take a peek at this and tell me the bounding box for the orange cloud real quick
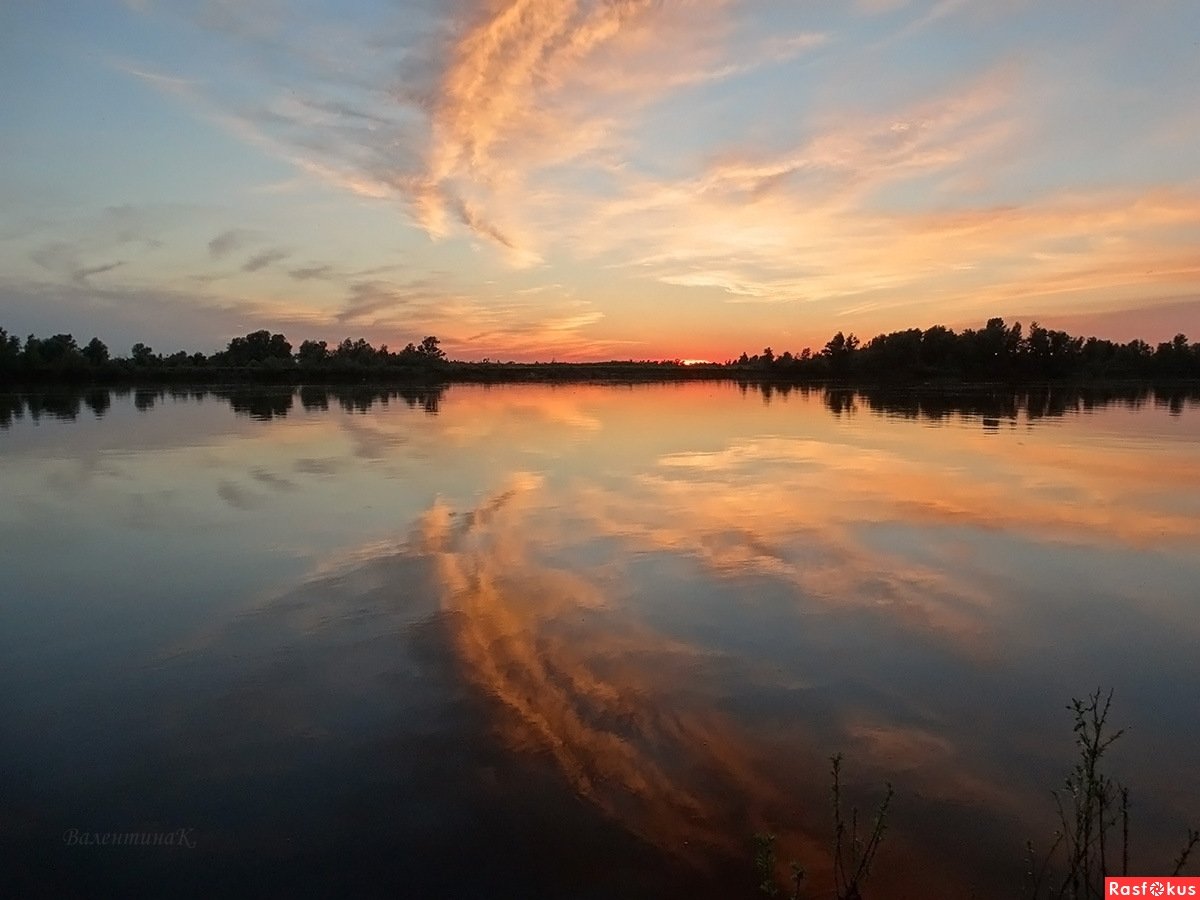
[417,0,833,267]
[525,61,1197,335]
[104,4,1200,358]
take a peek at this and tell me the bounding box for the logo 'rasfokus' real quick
[1106,878,1200,897]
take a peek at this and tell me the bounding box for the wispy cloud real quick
[113,2,829,269]
[22,0,1199,356]
[24,208,175,287]
[322,275,610,359]
[241,247,291,272]
[109,56,200,93]
[72,259,127,282]
[0,274,328,354]
[208,228,255,258]
[31,242,127,286]
[288,264,333,281]
[414,0,830,259]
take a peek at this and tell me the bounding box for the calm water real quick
[2,382,1199,898]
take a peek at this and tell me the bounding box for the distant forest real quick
[2,318,1198,383]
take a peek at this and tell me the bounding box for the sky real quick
[2,0,1199,361]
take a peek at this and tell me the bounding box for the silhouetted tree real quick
[823,331,859,375]
[222,330,292,366]
[0,327,20,373]
[330,337,381,366]
[39,333,80,364]
[862,328,922,375]
[417,335,445,359]
[22,335,44,369]
[297,339,328,366]
[130,342,158,366]
[1152,333,1193,377]
[81,337,109,366]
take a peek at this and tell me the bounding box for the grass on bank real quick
[755,689,1196,899]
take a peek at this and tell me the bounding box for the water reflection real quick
[419,477,782,860]
[1,382,1198,898]
[811,382,1200,421]
[12,381,1200,428]
[0,384,447,427]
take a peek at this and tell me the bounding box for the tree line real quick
[3,318,1199,383]
[0,328,447,380]
[728,318,1200,380]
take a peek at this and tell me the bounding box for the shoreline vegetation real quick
[754,691,1197,900]
[3,318,1199,387]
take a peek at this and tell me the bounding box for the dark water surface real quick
[2,382,1198,898]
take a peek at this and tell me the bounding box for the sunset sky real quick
[3,0,1199,361]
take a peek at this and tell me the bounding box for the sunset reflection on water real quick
[1,382,1197,898]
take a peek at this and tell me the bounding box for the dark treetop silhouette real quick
[2,319,1198,385]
